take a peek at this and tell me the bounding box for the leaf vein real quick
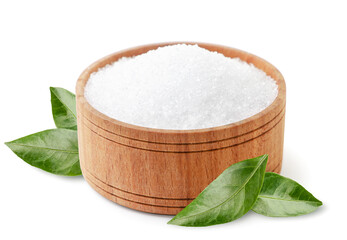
[258,195,321,204]
[7,142,78,154]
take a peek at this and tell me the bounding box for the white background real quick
[1,0,346,239]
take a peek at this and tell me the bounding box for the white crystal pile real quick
[85,44,278,130]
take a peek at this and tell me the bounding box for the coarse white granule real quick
[85,44,278,130]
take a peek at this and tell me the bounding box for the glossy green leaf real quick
[5,129,81,176]
[252,172,322,217]
[50,87,77,130]
[168,155,268,227]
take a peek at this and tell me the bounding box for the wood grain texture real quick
[76,42,286,215]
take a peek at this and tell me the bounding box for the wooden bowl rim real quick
[76,42,285,143]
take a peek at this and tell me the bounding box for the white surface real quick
[1,1,346,239]
[85,44,278,129]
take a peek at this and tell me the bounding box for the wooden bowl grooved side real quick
[79,104,285,146]
[83,160,283,215]
[78,107,285,153]
[81,109,285,153]
[84,172,194,208]
[83,159,282,201]
[85,177,186,215]
[84,168,195,200]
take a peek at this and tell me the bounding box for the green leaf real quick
[168,155,268,227]
[5,129,81,176]
[50,87,77,130]
[252,172,322,217]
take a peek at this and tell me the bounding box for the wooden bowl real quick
[76,42,286,215]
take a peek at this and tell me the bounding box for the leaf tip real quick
[50,86,61,96]
[258,154,268,166]
[262,153,269,160]
[167,216,185,226]
[4,140,15,148]
[167,217,176,225]
[317,199,323,206]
